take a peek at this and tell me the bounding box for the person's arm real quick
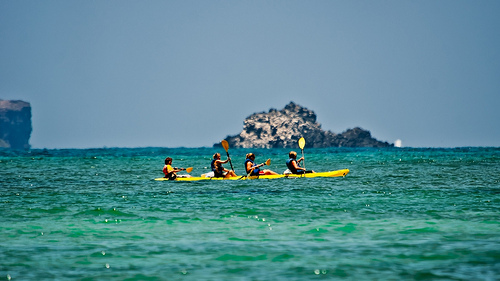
[292,160,305,171]
[246,161,253,173]
[215,160,228,172]
[168,166,183,173]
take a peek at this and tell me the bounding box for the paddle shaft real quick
[298,137,306,171]
[225,151,234,171]
[175,167,193,173]
[221,140,235,172]
[301,149,306,170]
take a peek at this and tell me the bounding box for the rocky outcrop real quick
[215,102,392,148]
[0,100,32,149]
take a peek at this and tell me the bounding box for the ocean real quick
[1,147,499,280]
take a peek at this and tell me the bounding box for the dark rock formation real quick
[215,102,392,148]
[0,100,32,149]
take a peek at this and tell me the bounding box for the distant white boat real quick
[395,139,402,148]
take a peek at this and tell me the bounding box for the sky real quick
[1,0,499,149]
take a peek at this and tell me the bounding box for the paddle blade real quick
[221,140,229,152]
[298,137,305,149]
[265,159,271,166]
[221,140,234,171]
[186,167,193,173]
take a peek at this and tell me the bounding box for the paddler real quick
[245,153,278,176]
[163,157,192,180]
[286,151,315,174]
[211,153,237,178]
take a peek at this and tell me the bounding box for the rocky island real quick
[215,102,392,148]
[0,100,32,149]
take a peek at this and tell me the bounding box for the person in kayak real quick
[245,153,279,176]
[211,153,237,178]
[286,151,315,174]
[163,157,183,180]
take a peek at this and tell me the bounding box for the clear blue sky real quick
[1,1,499,148]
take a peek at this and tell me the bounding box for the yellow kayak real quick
[155,169,349,181]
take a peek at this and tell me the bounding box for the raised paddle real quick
[221,140,235,171]
[298,137,306,170]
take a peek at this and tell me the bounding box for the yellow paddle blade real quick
[265,159,271,166]
[221,140,229,152]
[298,137,305,149]
[186,167,193,173]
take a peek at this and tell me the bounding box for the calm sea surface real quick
[1,147,499,280]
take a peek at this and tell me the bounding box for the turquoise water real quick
[1,147,499,280]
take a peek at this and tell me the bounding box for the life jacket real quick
[286,158,300,174]
[211,159,224,177]
[245,159,260,175]
[163,164,177,180]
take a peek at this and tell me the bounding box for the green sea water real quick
[1,147,499,280]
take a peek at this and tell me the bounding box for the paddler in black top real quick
[286,151,315,174]
[211,153,237,178]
